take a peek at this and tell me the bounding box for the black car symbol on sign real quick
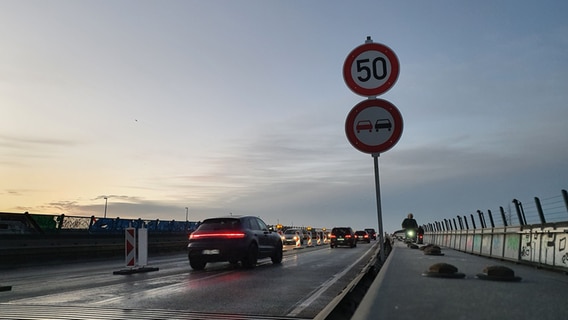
[356,120,373,133]
[375,119,392,132]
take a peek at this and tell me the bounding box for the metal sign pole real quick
[372,153,385,262]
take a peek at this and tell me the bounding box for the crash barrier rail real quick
[422,188,568,273]
[0,212,198,268]
[0,231,189,268]
[0,212,200,234]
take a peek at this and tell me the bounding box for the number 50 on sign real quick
[343,41,400,97]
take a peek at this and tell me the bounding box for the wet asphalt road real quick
[0,242,378,319]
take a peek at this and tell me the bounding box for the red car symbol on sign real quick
[356,120,373,133]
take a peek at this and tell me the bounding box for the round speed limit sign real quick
[343,42,400,97]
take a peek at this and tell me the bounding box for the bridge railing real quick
[423,188,568,273]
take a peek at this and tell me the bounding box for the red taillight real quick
[330,234,336,239]
[345,234,351,238]
[419,234,424,239]
[189,231,246,240]
[364,234,369,238]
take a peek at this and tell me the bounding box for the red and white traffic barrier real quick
[113,225,158,275]
[294,235,302,248]
[125,227,136,267]
[306,234,313,247]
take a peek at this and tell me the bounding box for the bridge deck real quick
[353,240,568,320]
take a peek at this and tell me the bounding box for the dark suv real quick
[330,227,356,248]
[365,228,377,240]
[187,215,283,270]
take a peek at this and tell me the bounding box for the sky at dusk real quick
[1,1,567,233]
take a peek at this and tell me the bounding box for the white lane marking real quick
[286,245,375,317]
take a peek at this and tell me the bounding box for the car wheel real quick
[242,243,258,268]
[189,257,206,270]
[271,242,283,264]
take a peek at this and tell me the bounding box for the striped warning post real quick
[114,225,159,275]
[307,234,313,247]
[125,227,136,267]
[294,234,302,249]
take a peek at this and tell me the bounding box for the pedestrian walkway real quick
[353,240,568,320]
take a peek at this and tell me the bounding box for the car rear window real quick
[284,229,299,234]
[198,218,241,230]
[333,228,350,235]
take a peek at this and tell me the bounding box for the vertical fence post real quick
[56,214,65,230]
[512,199,526,226]
[487,209,495,228]
[534,197,546,224]
[470,214,477,229]
[89,215,96,231]
[457,216,463,229]
[463,216,469,230]
[477,210,486,228]
[562,189,568,216]
[500,206,508,226]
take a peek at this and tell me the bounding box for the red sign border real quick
[343,42,400,97]
[345,99,403,154]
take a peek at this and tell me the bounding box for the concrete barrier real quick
[424,223,568,272]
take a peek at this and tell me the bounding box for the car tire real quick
[189,257,206,270]
[242,243,258,268]
[271,242,283,264]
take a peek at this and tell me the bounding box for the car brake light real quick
[345,234,351,238]
[189,231,246,239]
[330,234,336,239]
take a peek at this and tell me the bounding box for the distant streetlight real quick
[104,197,108,218]
[185,207,189,222]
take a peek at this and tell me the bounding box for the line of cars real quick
[329,227,377,248]
[186,214,378,270]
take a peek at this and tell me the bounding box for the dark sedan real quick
[355,230,371,243]
[187,215,283,270]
